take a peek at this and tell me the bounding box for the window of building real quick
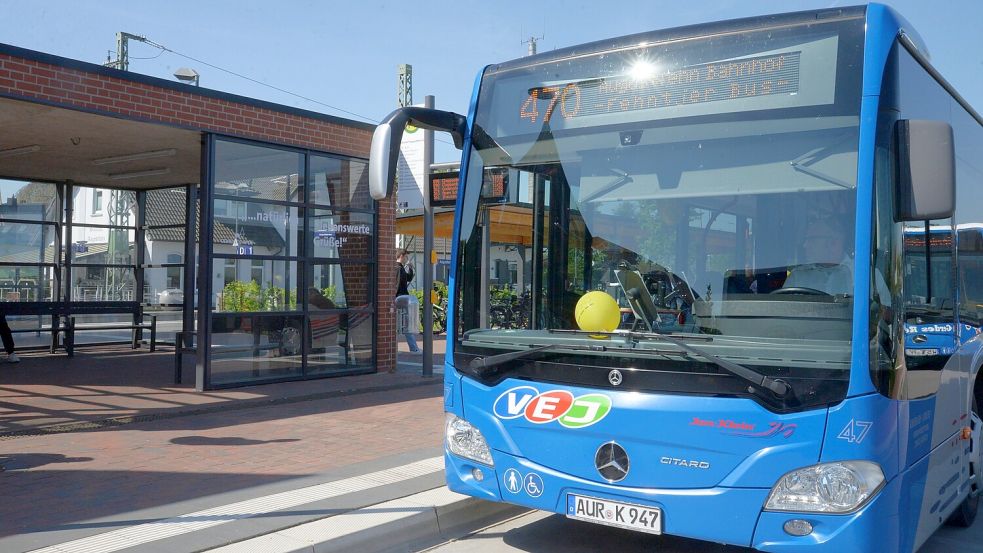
[224,258,236,286]
[166,254,182,289]
[251,259,264,283]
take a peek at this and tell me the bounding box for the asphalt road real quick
[423,507,983,553]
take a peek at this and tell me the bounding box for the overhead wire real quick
[129,38,460,148]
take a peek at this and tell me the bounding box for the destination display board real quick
[484,34,841,138]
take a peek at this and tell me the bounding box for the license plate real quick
[566,494,662,534]
[907,348,940,356]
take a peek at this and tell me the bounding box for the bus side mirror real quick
[369,107,467,200]
[894,119,955,222]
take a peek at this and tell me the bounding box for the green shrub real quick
[222,280,260,311]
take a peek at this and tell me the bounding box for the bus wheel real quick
[946,396,981,527]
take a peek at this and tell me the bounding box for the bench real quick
[60,314,158,357]
[2,303,161,357]
[8,320,70,354]
[173,331,196,384]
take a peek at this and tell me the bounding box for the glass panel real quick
[71,266,136,301]
[214,259,299,311]
[309,263,374,310]
[0,222,56,263]
[308,311,374,374]
[214,140,304,203]
[453,17,865,409]
[310,210,373,259]
[0,266,57,301]
[4,313,54,348]
[0,180,59,222]
[71,226,135,265]
[145,230,187,264]
[147,187,188,226]
[210,313,305,384]
[212,200,302,257]
[72,187,136,225]
[143,267,186,307]
[146,310,182,345]
[311,156,372,210]
[68,313,135,344]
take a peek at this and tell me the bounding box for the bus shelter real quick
[0,42,391,390]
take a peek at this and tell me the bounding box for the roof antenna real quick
[522,34,544,56]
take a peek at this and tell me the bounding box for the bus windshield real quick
[454,15,865,410]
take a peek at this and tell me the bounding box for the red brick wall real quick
[0,50,397,372]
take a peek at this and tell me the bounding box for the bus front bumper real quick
[446,450,901,552]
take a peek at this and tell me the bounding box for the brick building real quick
[0,42,397,389]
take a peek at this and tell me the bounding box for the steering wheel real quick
[642,266,698,307]
[770,287,831,297]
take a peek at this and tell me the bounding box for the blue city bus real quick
[903,225,983,368]
[369,4,983,551]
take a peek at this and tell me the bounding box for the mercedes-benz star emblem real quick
[595,441,630,482]
[608,369,623,386]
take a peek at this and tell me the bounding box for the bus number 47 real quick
[837,419,873,444]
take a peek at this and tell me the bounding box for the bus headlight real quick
[765,461,884,513]
[445,413,494,466]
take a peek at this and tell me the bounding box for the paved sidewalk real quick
[396,333,447,376]
[1,345,440,436]
[0,349,454,553]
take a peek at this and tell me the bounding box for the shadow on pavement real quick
[0,453,93,471]
[502,514,752,553]
[170,436,301,446]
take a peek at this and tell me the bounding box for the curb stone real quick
[205,487,528,553]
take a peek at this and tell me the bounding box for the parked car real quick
[157,288,184,306]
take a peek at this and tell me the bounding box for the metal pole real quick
[480,209,490,328]
[182,184,197,339]
[531,176,544,329]
[422,95,435,378]
[196,135,215,391]
[135,190,146,342]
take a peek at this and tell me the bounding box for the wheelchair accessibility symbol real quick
[502,468,544,498]
[524,473,544,497]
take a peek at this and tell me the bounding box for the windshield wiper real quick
[467,335,789,398]
[469,344,605,376]
[630,330,791,397]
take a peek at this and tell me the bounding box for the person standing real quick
[396,249,420,353]
[0,314,20,363]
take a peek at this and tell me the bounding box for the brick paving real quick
[0,345,439,435]
[396,333,447,371]
[0,345,446,542]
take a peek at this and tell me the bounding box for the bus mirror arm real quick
[369,107,467,201]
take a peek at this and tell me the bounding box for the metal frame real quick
[195,133,377,390]
[0,178,155,351]
[196,134,216,390]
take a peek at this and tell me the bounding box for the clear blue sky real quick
[1,1,979,162]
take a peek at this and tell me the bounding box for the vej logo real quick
[493,386,612,428]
